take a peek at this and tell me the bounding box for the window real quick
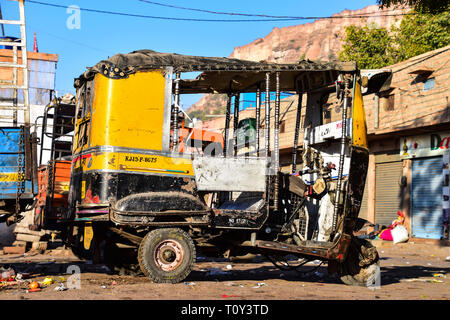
[279,120,285,133]
[380,93,395,111]
[423,77,435,91]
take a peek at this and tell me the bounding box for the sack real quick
[379,228,393,241]
[391,225,409,244]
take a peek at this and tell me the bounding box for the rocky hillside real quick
[187,4,409,120]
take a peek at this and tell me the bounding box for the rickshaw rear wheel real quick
[338,238,380,287]
[138,228,196,283]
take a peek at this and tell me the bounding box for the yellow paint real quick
[352,80,368,149]
[89,70,167,151]
[0,172,19,182]
[81,180,86,199]
[118,152,193,175]
[73,117,91,155]
[83,222,93,250]
[72,151,194,176]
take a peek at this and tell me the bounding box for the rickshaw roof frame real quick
[74,49,358,94]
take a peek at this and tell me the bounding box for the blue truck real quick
[0,126,38,225]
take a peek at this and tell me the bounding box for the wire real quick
[29,0,418,23]
[138,0,419,19]
[35,30,114,55]
[27,0,309,22]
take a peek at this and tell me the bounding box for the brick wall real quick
[364,45,450,137]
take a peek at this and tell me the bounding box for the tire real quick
[338,238,380,287]
[138,228,196,283]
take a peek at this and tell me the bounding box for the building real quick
[360,45,450,241]
[201,45,450,241]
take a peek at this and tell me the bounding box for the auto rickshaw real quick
[66,50,384,286]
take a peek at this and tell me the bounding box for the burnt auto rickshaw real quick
[66,50,383,286]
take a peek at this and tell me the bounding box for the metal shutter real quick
[375,161,403,227]
[359,174,369,220]
[411,156,443,239]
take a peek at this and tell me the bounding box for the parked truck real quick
[64,50,387,286]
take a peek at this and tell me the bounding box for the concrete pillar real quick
[401,159,412,235]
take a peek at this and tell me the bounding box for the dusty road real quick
[0,241,448,302]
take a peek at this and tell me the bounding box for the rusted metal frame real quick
[39,97,54,165]
[252,233,351,262]
[264,72,271,157]
[172,72,181,150]
[253,240,328,258]
[162,67,174,151]
[223,93,232,157]
[233,93,240,156]
[332,74,351,236]
[264,72,272,208]
[291,93,303,173]
[255,84,261,156]
[109,227,143,245]
[111,208,210,216]
[24,126,32,180]
[110,213,209,227]
[273,72,281,210]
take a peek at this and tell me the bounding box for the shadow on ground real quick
[1,259,448,287]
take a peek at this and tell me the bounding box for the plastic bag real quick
[391,225,409,244]
[379,228,393,241]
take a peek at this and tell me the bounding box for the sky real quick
[1,0,378,108]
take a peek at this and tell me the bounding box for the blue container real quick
[0,127,35,200]
[0,37,21,50]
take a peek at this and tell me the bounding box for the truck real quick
[65,50,385,286]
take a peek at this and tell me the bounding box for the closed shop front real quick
[411,156,443,239]
[401,131,449,240]
[374,160,403,227]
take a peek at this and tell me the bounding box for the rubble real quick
[2,246,26,254]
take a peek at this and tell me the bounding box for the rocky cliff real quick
[187,4,408,118]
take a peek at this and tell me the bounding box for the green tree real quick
[377,0,449,14]
[338,23,399,69]
[339,10,450,69]
[396,10,450,60]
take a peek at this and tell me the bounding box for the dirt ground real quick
[0,240,448,301]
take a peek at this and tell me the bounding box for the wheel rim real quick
[154,239,184,272]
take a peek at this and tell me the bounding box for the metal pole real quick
[332,75,350,236]
[173,72,181,150]
[19,0,29,127]
[12,45,17,126]
[292,93,303,173]
[264,73,271,157]
[273,72,281,210]
[255,85,261,156]
[233,93,240,156]
[0,4,5,37]
[223,94,232,157]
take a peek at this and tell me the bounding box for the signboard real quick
[400,131,450,159]
[236,118,256,147]
[444,153,449,240]
[304,118,352,145]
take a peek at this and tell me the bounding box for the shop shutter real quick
[359,174,369,220]
[411,156,443,239]
[375,161,403,227]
